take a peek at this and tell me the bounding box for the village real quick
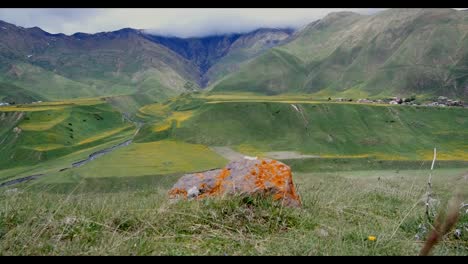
[0,100,42,106]
[332,96,465,107]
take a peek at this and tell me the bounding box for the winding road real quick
[0,124,142,188]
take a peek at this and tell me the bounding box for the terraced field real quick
[0,99,137,171]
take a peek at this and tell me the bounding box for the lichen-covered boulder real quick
[169,158,301,207]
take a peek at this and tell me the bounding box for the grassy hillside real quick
[0,21,200,102]
[0,82,44,104]
[0,60,196,101]
[0,100,136,170]
[67,140,227,179]
[3,9,468,102]
[0,94,466,256]
[202,28,293,86]
[211,9,468,100]
[140,98,467,161]
[0,21,292,104]
[3,93,466,182]
[210,49,308,94]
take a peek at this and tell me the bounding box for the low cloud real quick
[0,8,462,37]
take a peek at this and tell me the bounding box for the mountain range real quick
[1,8,467,103]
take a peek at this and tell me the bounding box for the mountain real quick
[201,28,294,86]
[0,21,201,101]
[144,28,293,86]
[211,8,468,100]
[0,20,292,102]
[2,8,467,102]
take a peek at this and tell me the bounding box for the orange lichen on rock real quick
[168,158,301,207]
[168,188,188,199]
[249,159,300,206]
[201,168,231,197]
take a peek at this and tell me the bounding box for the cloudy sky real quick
[0,8,465,37]
[0,8,389,37]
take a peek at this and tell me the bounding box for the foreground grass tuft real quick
[1,168,466,255]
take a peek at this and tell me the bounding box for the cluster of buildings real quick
[0,100,43,107]
[425,96,464,107]
[333,97,415,105]
[332,96,464,107]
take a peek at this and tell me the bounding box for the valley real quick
[0,8,467,256]
[1,93,467,255]
[1,92,466,187]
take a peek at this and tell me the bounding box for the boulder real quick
[169,158,301,207]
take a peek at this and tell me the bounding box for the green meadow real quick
[0,93,467,255]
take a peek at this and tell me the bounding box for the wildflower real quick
[368,236,377,241]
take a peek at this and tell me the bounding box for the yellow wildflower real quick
[368,236,377,241]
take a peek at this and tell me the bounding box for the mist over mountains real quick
[1,8,467,102]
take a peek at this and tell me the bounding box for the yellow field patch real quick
[417,149,468,161]
[152,111,194,132]
[33,98,104,106]
[202,93,315,102]
[206,100,390,107]
[154,123,171,132]
[26,144,65,151]
[0,105,67,112]
[374,153,411,160]
[138,103,168,117]
[20,112,70,131]
[206,100,322,104]
[321,154,371,159]
[172,111,193,126]
[77,125,134,145]
[202,93,396,107]
[0,98,103,112]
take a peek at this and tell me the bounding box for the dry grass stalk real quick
[425,148,437,220]
[419,195,461,256]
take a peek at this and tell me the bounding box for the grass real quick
[0,101,136,169]
[152,111,194,132]
[138,103,168,118]
[76,125,134,145]
[0,167,466,255]
[168,101,468,160]
[0,135,135,183]
[19,111,70,131]
[1,92,467,255]
[0,82,44,104]
[284,157,468,173]
[65,140,227,178]
[0,98,104,112]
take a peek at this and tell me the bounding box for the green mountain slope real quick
[202,28,293,86]
[135,94,468,161]
[0,22,200,101]
[0,21,293,103]
[0,100,135,169]
[211,9,468,100]
[209,49,308,95]
[0,82,44,104]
